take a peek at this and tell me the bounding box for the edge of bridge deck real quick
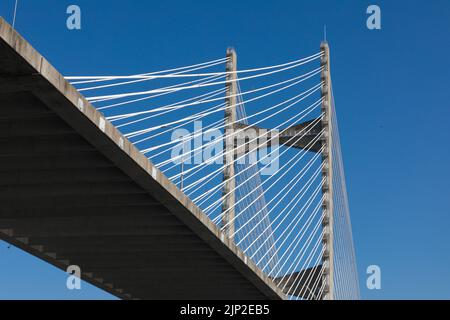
[0,17,285,300]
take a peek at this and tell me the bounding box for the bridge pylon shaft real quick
[222,48,238,240]
[321,41,335,300]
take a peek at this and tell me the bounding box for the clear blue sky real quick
[0,0,449,300]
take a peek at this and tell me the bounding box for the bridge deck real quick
[0,17,284,300]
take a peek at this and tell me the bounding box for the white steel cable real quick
[122,90,227,136]
[191,115,322,212]
[259,193,325,273]
[267,205,324,280]
[290,246,325,300]
[106,67,323,122]
[240,168,324,254]
[178,108,322,210]
[253,186,321,282]
[293,246,325,300]
[277,225,324,294]
[306,264,325,300]
[286,237,325,298]
[277,215,324,283]
[85,55,322,101]
[159,97,321,188]
[140,81,322,158]
[91,75,226,106]
[67,52,321,82]
[116,89,226,130]
[209,130,323,253]
[77,60,227,92]
[12,0,19,28]
[96,74,225,109]
[246,161,324,258]
[158,85,323,173]
[179,98,322,198]
[66,57,229,83]
[216,127,324,228]
[207,124,323,223]
[244,171,324,278]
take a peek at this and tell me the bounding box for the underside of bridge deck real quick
[0,17,284,300]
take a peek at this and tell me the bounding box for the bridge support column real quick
[222,48,237,240]
[320,41,335,300]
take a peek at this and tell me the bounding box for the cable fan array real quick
[66,50,359,300]
[330,87,360,300]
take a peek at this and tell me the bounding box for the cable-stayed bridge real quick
[0,17,359,300]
